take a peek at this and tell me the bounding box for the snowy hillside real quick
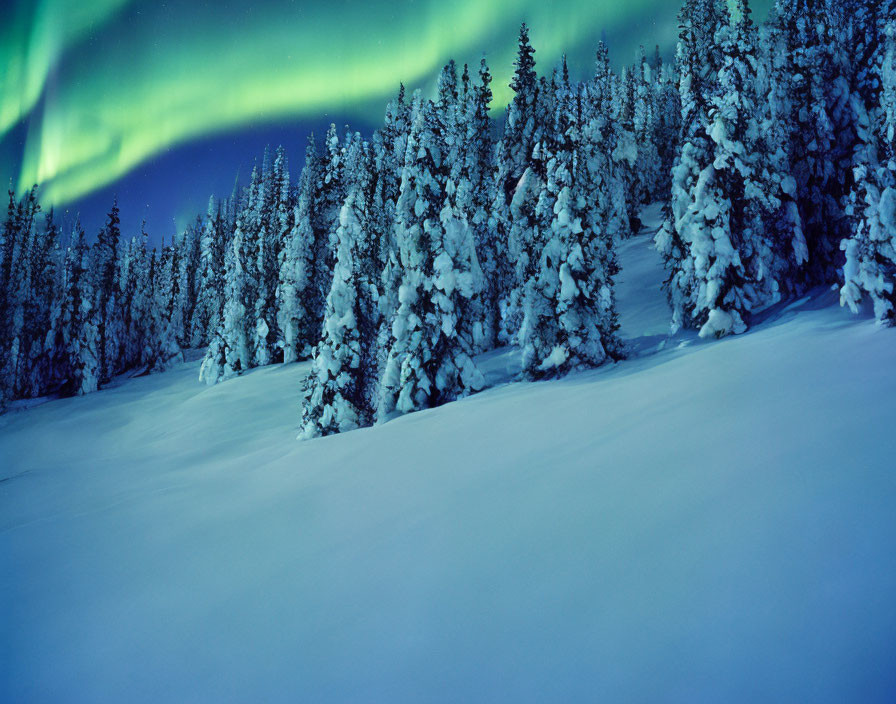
[2,220,895,703]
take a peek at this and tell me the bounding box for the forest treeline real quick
[1,0,893,437]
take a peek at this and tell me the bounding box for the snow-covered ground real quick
[2,219,895,702]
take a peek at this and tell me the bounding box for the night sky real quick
[1,0,771,244]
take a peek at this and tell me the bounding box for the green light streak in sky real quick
[5,0,770,207]
[0,0,132,137]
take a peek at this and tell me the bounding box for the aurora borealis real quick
[1,0,771,234]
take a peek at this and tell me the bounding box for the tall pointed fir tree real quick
[254,145,291,366]
[199,171,259,384]
[60,221,100,395]
[318,124,348,279]
[192,197,228,349]
[301,138,381,438]
[91,199,126,384]
[149,239,184,371]
[763,0,845,287]
[679,0,796,337]
[372,86,412,382]
[377,95,485,421]
[655,0,740,336]
[21,208,62,397]
[653,51,683,203]
[519,64,622,377]
[177,216,203,349]
[841,19,896,324]
[457,58,497,350]
[1,188,40,402]
[584,41,632,246]
[632,46,662,206]
[279,136,322,364]
[492,23,541,342]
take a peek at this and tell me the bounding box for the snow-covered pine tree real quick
[191,197,228,349]
[4,188,41,399]
[117,234,140,370]
[0,192,13,408]
[318,124,348,280]
[122,224,153,371]
[61,221,100,395]
[279,136,321,364]
[20,208,61,398]
[492,23,540,342]
[200,171,259,384]
[377,95,485,421]
[253,146,291,366]
[141,247,163,371]
[655,0,739,336]
[583,42,630,245]
[633,46,662,207]
[841,19,896,324]
[653,51,683,204]
[519,65,623,378]
[91,199,125,384]
[612,64,642,236]
[176,216,203,349]
[301,137,381,438]
[372,86,412,383]
[503,66,562,344]
[689,0,793,335]
[457,58,497,350]
[149,239,184,372]
[763,0,845,287]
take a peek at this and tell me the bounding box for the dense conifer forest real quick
[1,0,894,438]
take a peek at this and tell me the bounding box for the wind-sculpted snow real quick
[1,232,895,702]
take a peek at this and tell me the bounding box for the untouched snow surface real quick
[2,223,896,702]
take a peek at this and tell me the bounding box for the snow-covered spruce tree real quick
[4,188,42,400]
[694,0,797,333]
[584,42,632,246]
[518,70,622,378]
[492,23,541,342]
[318,124,348,280]
[279,136,321,364]
[763,0,846,287]
[117,234,141,371]
[91,199,126,384]
[123,225,154,370]
[841,20,896,324]
[632,46,662,207]
[656,0,741,336]
[191,197,228,349]
[253,145,291,366]
[0,192,12,408]
[176,216,203,349]
[19,208,62,398]
[442,66,488,358]
[199,172,259,384]
[434,59,488,355]
[377,95,485,421]
[503,66,562,343]
[653,53,683,204]
[457,58,497,350]
[60,221,100,395]
[300,138,381,438]
[148,239,184,372]
[505,139,549,349]
[372,86,412,382]
[612,64,641,236]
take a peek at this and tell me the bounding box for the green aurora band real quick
[2,0,771,209]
